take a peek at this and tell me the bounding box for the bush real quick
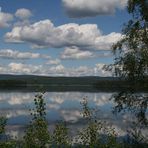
[23,92,51,148]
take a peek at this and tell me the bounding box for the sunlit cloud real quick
[0,62,112,76]
[15,8,32,20]
[0,12,13,28]
[5,20,121,50]
[0,49,50,59]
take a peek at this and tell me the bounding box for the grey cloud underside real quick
[61,46,95,59]
[65,8,101,18]
[62,0,128,18]
[60,46,112,60]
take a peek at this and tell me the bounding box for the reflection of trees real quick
[108,0,148,127]
[110,81,148,142]
[106,3,148,145]
[111,91,148,125]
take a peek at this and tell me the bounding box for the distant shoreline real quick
[0,74,147,92]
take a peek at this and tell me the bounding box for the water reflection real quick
[0,92,112,123]
[0,92,147,139]
[111,91,148,125]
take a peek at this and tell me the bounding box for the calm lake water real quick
[0,91,147,139]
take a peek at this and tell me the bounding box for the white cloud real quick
[61,110,81,122]
[46,58,61,65]
[0,12,13,28]
[0,66,7,73]
[61,46,94,59]
[62,0,127,18]
[49,64,65,75]
[6,110,28,118]
[0,62,111,77]
[0,49,44,59]
[8,63,42,74]
[96,63,112,76]
[72,66,94,76]
[7,94,34,105]
[5,62,66,76]
[15,8,32,20]
[94,32,122,50]
[14,19,30,27]
[0,49,51,60]
[5,20,122,50]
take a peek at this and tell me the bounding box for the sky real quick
[0,0,130,76]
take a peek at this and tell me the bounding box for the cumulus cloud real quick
[61,46,94,59]
[73,66,94,76]
[7,94,34,105]
[94,32,122,50]
[62,0,128,18]
[3,63,66,76]
[0,49,51,59]
[46,58,61,65]
[0,49,48,59]
[49,64,65,75]
[5,19,122,50]
[0,62,111,76]
[61,110,81,122]
[15,8,32,20]
[0,12,13,28]
[61,47,112,60]
[96,63,111,76]
[8,63,42,74]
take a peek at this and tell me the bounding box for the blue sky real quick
[0,0,129,76]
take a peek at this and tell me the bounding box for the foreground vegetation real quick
[0,92,147,148]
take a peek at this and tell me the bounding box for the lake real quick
[0,91,147,139]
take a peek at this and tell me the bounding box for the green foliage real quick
[110,0,148,81]
[23,92,51,148]
[107,1,148,143]
[0,117,18,147]
[111,92,148,125]
[0,117,7,135]
[77,98,101,147]
[77,98,122,148]
[0,141,17,148]
[52,121,70,147]
[125,124,148,148]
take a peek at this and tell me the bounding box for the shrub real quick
[23,92,51,148]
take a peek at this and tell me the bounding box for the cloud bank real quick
[5,19,121,50]
[0,62,111,77]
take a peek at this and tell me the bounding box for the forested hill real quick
[0,74,117,82]
[0,74,147,92]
